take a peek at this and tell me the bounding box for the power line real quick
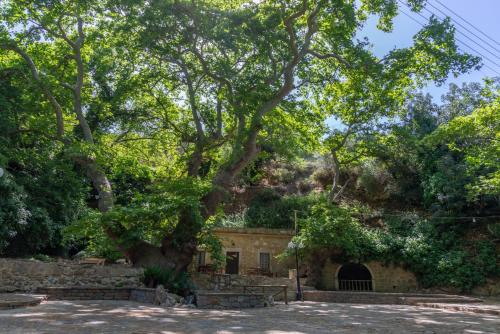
[397,4,500,76]
[420,2,500,62]
[398,8,500,77]
[377,213,500,220]
[427,0,500,55]
[398,0,500,68]
[431,0,500,48]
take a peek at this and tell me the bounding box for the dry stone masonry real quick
[196,292,266,309]
[0,258,143,292]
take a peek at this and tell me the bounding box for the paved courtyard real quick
[0,300,498,334]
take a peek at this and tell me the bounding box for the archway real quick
[337,263,373,291]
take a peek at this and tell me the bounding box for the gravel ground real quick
[0,300,498,334]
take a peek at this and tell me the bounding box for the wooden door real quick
[225,251,239,275]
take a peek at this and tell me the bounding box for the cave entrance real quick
[337,263,373,291]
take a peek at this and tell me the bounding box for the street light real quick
[0,167,4,178]
[287,210,304,301]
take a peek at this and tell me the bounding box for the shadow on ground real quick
[0,300,498,334]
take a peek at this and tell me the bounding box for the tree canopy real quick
[0,0,496,290]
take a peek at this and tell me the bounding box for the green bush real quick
[245,190,317,229]
[373,216,499,292]
[62,211,123,262]
[142,266,195,296]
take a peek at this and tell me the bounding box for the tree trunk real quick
[328,150,341,202]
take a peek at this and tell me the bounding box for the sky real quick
[361,0,500,100]
[326,0,500,129]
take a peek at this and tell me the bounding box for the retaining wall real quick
[196,292,266,309]
[0,258,143,292]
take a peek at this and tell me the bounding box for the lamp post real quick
[287,210,303,301]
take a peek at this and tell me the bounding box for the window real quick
[197,251,206,267]
[259,252,270,271]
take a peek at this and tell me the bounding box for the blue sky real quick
[361,0,500,99]
[326,0,500,129]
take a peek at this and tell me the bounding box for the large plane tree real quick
[0,0,479,271]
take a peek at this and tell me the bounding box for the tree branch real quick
[306,49,351,68]
[0,42,65,138]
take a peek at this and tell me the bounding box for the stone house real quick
[194,227,295,277]
[193,227,418,293]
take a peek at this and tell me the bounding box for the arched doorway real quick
[337,263,373,291]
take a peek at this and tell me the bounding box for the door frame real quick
[224,248,242,274]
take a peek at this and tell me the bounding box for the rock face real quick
[0,258,143,292]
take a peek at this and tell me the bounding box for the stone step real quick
[404,296,483,304]
[0,294,46,310]
[303,291,484,305]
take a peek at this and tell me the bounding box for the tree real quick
[430,84,500,202]
[1,0,479,271]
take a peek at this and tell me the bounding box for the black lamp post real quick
[288,210,303,301]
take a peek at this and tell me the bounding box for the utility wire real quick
[397,5,500,76]
[420,3,500,62]
[431,0,500,48]
[398,0,500,68]
[380,213,500,220]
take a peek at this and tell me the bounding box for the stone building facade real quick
[194,227,295,277]
[193,227,419,293]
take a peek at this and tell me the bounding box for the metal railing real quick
[338,280,373,291]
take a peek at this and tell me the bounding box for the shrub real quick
[142,266,195,296]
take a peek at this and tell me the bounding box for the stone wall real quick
[37,287,132,300]
[130,288,157,304]
[0,258,143,292]
[191,272,304,302]
[320,260,418,293]
[196,292,266,309]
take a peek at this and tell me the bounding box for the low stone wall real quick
[191,273,298,301]
[37,287,132,300]
[130,288,157,304]
[0,258,143,292]
[303,291,482,305]
[196,292,266,309]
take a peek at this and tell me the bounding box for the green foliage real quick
[30,254,56,262]
[142,266,195,296]
[296,197,380,262]
[428,87,500,200]
[245,191,317,229]
[62,210,122,262]
[197,216,225,270]
[378,216,499,291]
[0,63,88,256]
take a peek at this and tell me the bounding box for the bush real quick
[62,210,123,262]
[376,216,499,292]
[142,266,195,296]
[245,190,317,228]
